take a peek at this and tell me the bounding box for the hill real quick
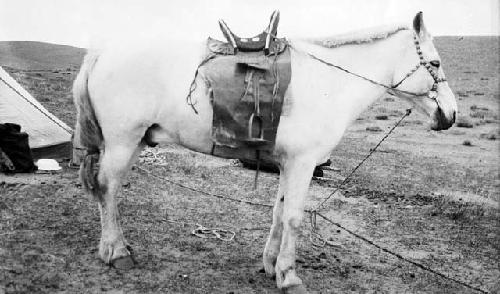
[0,41,86,70]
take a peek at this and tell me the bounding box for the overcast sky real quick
[0,0,498,48]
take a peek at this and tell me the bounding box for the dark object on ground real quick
[479,133,497,140]
[0,123,37,173]
[375,115,389,120]
[462,140,473,146]
[456,119,473,128]
[0,147,15,172]
[240,158,328,177]
[366,126,383,132]
[319,159,332,167]
[313,166,324,177]
[240,158,279,173]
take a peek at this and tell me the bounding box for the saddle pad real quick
[199,40,291,162]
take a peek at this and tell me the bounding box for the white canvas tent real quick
[0,66,72,159]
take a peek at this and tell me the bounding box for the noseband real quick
[390,33,447,101]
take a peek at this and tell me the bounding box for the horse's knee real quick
[284,211,303,233]
[287,216,301,230]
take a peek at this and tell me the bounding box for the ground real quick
[0,36,498,293]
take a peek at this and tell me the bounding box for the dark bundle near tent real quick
[0,123,37,173]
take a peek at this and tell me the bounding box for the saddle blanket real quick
[199,38,291,163]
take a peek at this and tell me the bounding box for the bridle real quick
[389,33,447,102]
[290,31,448,104]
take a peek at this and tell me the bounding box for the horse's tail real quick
[73,51,104,199]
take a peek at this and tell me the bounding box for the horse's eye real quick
[430,60,440,68]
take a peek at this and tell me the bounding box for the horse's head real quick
[391,12,457,130]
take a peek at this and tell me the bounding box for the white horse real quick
[74,12,457,293]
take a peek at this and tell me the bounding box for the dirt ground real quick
[0,36,499,293]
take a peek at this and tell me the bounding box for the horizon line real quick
[0,34,499,48]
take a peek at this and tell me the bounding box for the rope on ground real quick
[134,165,271,242]
[160,218,235,241]
[134,165,273,209]
[192,224,235,242]
[314,211,490,294]
[134,164,489,294]
[161,217,267,242]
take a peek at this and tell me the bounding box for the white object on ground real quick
[36,159,62,171]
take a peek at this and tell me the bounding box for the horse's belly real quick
[150,124,213,154]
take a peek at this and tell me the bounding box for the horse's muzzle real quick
[431,107,456,130]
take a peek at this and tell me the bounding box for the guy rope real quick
[308,108,412,246]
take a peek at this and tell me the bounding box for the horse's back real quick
[89,38,203,107]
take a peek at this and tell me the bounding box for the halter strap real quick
[391,33,446,97]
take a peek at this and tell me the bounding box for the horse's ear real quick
[413,11,428,39]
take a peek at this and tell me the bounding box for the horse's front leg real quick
[275,156,315,293]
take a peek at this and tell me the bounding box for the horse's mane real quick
[308,24,410,48]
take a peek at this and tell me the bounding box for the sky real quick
[0,0,498,48]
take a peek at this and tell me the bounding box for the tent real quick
[0,66,72,159]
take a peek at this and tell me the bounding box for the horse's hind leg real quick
[97,140,144,269]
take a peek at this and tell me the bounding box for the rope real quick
[163,217,267,233]
[294,48,417,97]
[0,74,73,134]
[311,108,412,214]
[134,164,489,293]
[186,54,218,114]
[134,165,273,209]
[315,212,490,294]
[134,165,270,242]
[392,63,422,88]
[191,223,235,242]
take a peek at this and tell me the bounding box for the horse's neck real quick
[291,31,410,125]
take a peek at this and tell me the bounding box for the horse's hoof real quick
[257,266,276,279]
[110,255,136,270]
[262,255,277,277]
[282,284,308,294]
